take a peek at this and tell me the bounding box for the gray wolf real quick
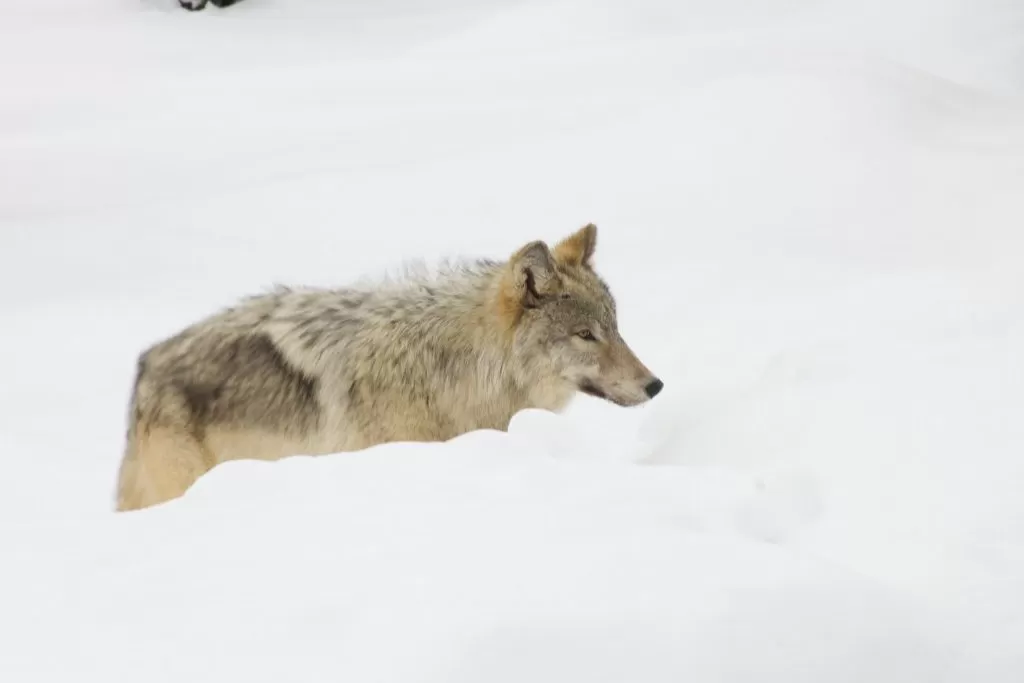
[179,0,242,11]
[114,224,663,511]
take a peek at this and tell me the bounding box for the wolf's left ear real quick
[553,223,598,268]
[505,240,561,310]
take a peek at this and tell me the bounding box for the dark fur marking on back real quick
[174,334,320,434]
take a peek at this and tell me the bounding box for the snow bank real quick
[5,434,955,683]
[2,0,1023,681]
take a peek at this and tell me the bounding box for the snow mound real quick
[6,433,954,683]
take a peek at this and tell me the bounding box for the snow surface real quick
[2,0,1023,681]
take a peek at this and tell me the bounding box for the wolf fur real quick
[114,224,663,511]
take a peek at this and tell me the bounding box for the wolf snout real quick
[644,379,664,399]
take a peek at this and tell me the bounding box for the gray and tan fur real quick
[115,224,663,511]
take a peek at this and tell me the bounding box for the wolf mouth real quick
[578,380,608,400]
[577,378,606,401]
[578,380,639,407]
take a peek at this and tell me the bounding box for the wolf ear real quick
[506,240,561,309]
[553,223,597,268]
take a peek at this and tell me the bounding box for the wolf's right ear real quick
[505,240,561,310]
[553,223,597,268]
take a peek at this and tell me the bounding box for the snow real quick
[2,0,1023,681]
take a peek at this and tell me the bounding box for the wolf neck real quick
[412,261,517,376]
[387,260,563,420]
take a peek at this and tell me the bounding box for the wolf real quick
[114,224,663,511]
[179,0,242,11]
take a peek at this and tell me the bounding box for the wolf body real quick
[114,224,663,511]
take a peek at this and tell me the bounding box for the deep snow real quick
[2,1,1023,681]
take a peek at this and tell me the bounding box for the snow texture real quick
[2,1,1023,681]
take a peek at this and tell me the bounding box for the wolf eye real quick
[576,329,597,341]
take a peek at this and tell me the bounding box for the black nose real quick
[644,379,664,398]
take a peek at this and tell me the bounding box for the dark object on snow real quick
[179,0,243,10]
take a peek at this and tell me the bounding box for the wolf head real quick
[499,224,663,407]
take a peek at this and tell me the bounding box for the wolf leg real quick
[115,427,214,511]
